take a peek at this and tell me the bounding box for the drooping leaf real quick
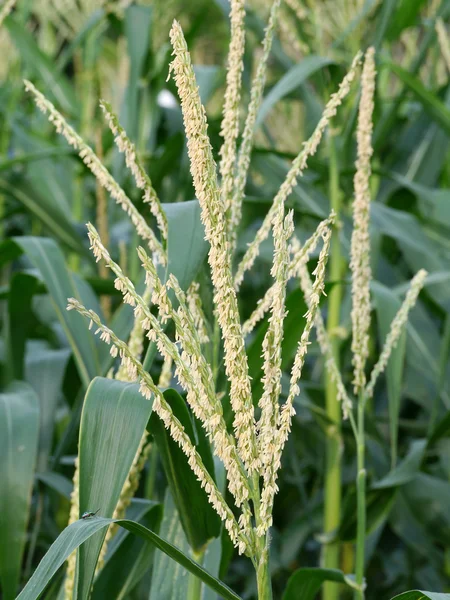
[390,592,450,600]
[255,56,335,128]
[371,439,426,489]
[16,518,242,600]
[11,237,101,388]
[75,377,154,600]
[0,382,40,600]
[283,568,356,600]
[92,500,162,600]
[384,63,450,135]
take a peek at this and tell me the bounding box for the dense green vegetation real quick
[1,1,450,599]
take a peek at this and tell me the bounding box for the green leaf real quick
[0,381,40,600]
[25,342,71,471]
[371,439,426,489]
[5,17,77,114]
[386,0,428,40]
[282,568,356,600]
[0,176,83,255]
[75,377,154,600]
[255,56,335,128]
[339,487,396,541]
[390,592,450,600]
[6,273,41,380]
[149,389,221,552]
[163,200,209,291]
[149,491,191,600]
[12,237,101,388]
[384,62,450,135]
[122,4,152,138]
[92,500,162,600]
[372,281,407,466]
[16,518,242,600]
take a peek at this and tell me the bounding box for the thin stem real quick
[354,395,366,600]
[256,545,272,600]
[323,130,343,600]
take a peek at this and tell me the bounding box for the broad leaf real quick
[391,593,450,600]
[283,568,356,600]
[75,377,154,600]
[0,382,40,600]
[371,439,426,489]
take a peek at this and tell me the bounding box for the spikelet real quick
[350,47,376,394]
[257,207,293,475]
[242,212,336,335]
[186,282,209,344]
[23,80,165,263]
[138,246,253,514]
[220,0,246,219]
[229,0,281,248]
[0,0,16,27]
[366,269,427,398]
[67,297,250,556]
[297,261,352,418]
[233,52,362,290]
[100,100,168,240]
[168,21,259,473]
[86,224,253,516]
[257,226,332,535]
[436,18,450,74]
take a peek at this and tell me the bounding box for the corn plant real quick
[1,1,450,599]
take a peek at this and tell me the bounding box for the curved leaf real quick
[255,56,335,128]
[16,517,242,600]
[0,382,40,600]
[283,568,356,600]
[391,592,450,600]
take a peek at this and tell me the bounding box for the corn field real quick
[1,0,450,599]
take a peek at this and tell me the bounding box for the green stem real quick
[256,547,272,600]
[187,549,205,600]
[354,397,366,600]
[323,130,343,600]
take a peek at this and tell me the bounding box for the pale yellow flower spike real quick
[436,18,450,74]
[258,226,332,536]
[230,0,282,249]
[0,0,16,27]
[350,47,376,394]
[100,100,168,240]
[168,21,259,473]
[137,246,253,518]
[297,261,352,418]
[66,298,250,555]
[257,207,294,476]
[23,80,165,264]
[220,0,246,220]
[242,211,336,336]
[234,51,362,291]
[187,282,209,344]
[366,269,427,398]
